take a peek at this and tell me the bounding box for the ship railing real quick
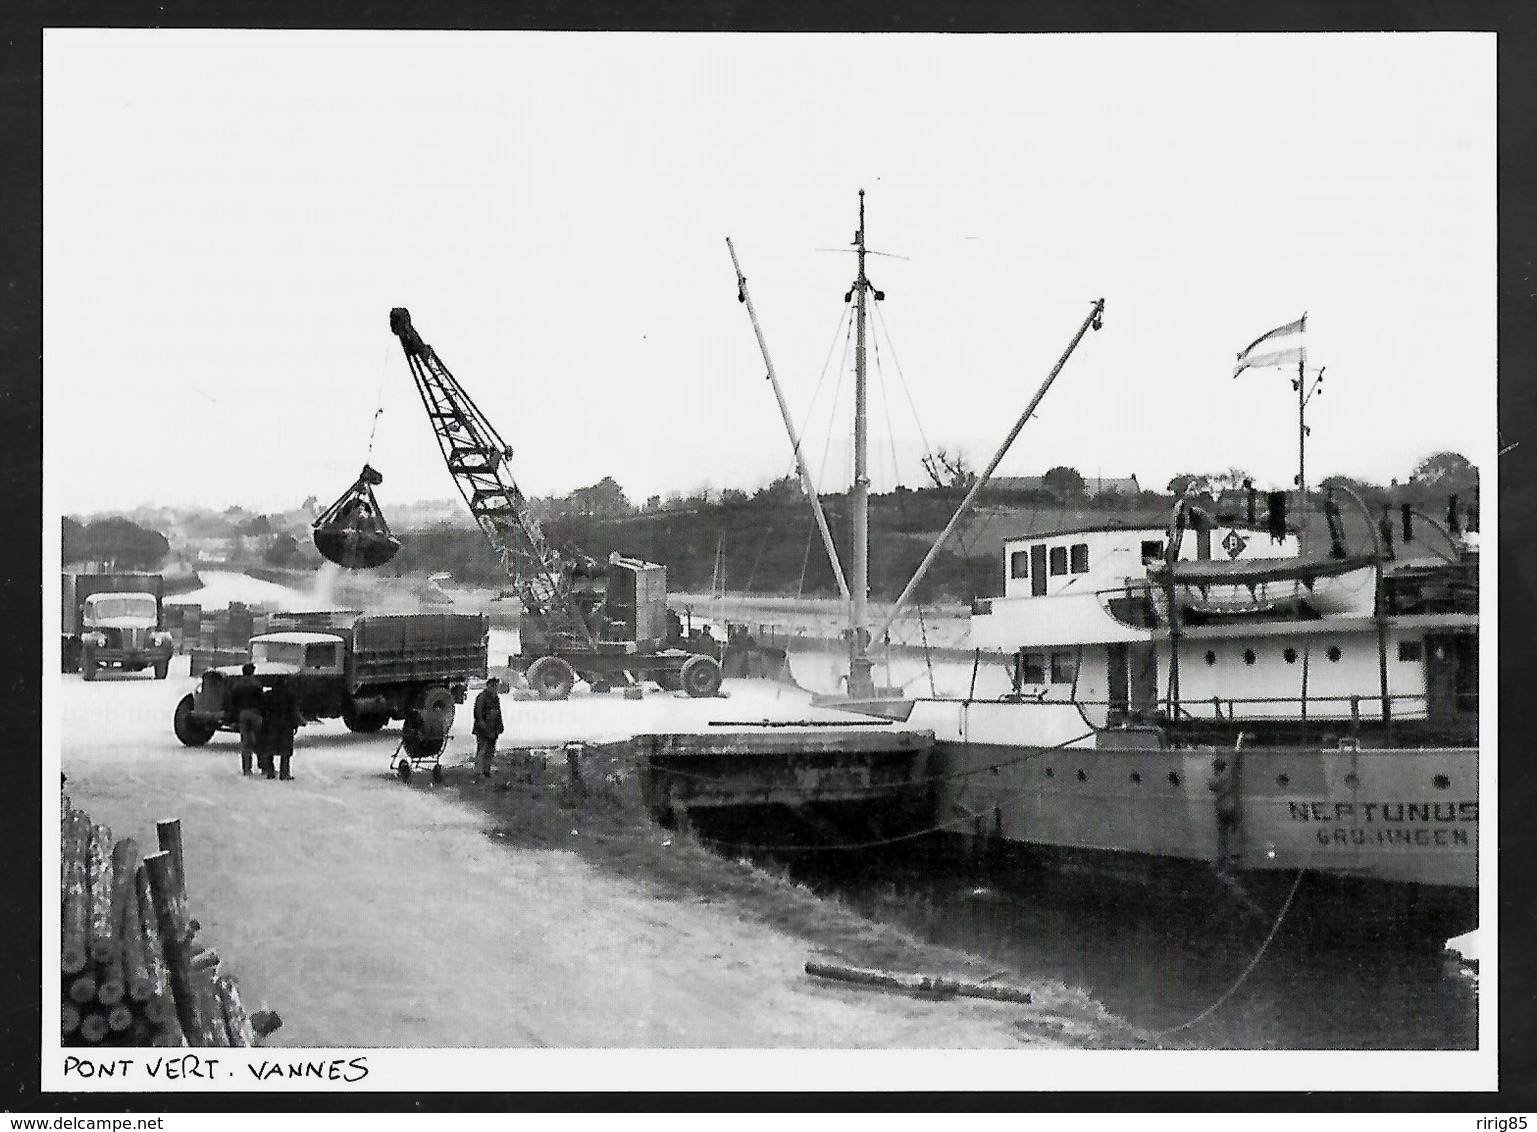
[1170,691,1437,723]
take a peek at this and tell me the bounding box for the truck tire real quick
[342,701,390,733]
[526,656,576,701]
[173,694,217,747]
[402,686,454,758]
[81,655,99,682]
[680,655,723,698]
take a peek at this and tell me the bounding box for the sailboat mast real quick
[849,189,874,699]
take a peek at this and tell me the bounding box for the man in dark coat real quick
[229,662,264,777]
[261,677,301,781]
[472,676,504,778]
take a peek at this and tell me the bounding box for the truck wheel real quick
[526,656,576,701]
[342,701,390,733]
[402,686,454,758]
[153,660,170,680]
[81,656,99,682]
[173,695,217,747]
[680,655,723,698]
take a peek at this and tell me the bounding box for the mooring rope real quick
[1150,865,1306,1040]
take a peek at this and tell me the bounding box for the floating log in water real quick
[804,960,1034,1005]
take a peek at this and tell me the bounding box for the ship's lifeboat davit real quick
[312,464,402,570]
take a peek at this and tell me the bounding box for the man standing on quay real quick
[229,662,264,777]
[473,676,504,778]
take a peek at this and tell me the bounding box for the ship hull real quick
[878,697,1478,941]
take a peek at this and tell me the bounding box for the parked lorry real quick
[61,572,175,680]
[171,612,489,764]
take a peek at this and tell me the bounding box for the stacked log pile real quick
[60,797,279,1047]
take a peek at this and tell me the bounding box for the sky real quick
[43,30,1496,516]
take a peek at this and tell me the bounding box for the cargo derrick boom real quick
[388,307,593,653]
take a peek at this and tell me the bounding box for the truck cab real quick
[249,631,347,678]
[77,590,174,680]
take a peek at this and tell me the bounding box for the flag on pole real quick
[1233,315,1306,378]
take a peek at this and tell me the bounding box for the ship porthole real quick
[1277,773,1290,787]
[1327,646,1342,662]
[1130,771,1142,785]
[1433,774,1450,789]
[1243,648,1256,665]
[1204,650,1216,666]
[1168,771,1181,787]
[1283,647,1298,664]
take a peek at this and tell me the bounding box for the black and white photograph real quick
[36,18,1503,1105]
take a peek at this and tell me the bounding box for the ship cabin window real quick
[1070,543,1089,574]
[1010,550,1030,580]
[1049,546,1069,576]
[1398,640,1423,662]
[1050,651,1077,684]
[1017,651,1047,685]
[1140,539,1164,564]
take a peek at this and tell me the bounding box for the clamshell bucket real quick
[312,464,402,569]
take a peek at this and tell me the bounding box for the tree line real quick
[63,450,1479,600]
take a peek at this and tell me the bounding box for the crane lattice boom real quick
[388,308,592,647]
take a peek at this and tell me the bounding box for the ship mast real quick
[848,190,875,700]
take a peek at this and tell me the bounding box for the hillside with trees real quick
[62,451,1479,604]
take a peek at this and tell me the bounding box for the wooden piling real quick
[144,850,204,1046]
[155,820,187,902]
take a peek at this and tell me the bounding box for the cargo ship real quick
[729,195,1479,942]
[880,503,1479,941]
